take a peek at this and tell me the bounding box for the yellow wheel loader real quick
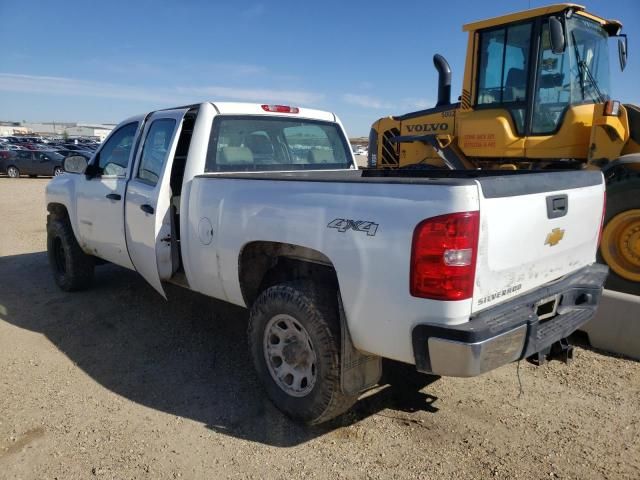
[368,3,639,292]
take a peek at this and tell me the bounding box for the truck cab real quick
[47,103,357,296]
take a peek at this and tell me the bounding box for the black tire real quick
[599,173,640,295]
[47,216,94,291]
[248,281,357,424]
[53,166,63,176]
[7,165,19,178]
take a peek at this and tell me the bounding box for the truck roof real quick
[462,3,621,33]
[211,102,336,122]
[118,102,337,128]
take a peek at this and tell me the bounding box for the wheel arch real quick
[47,201,85,255]
[5,163,19,176]
[238,241,341,308]
[47,202,70,221]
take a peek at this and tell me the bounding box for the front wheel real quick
[47,217,94,291]
[248,281,357,424]
[7,165,19,178]
[53,166,64,176]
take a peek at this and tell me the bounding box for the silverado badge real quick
[545,228,565,247]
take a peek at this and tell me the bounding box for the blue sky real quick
[0,0,638,136]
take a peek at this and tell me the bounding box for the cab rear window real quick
[205,116,351,172]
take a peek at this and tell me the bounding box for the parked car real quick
[0,148,14,160]
[1,150,65,177]
[46,101,607,424]
[55,148,93,159]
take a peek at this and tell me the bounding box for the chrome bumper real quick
[412,264,609,377]
[427,325,527,377]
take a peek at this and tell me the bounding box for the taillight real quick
[597,190,607,247]
[410,211,480,301]
[261,105,299,113]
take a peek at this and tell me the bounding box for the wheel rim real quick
[7,166,18,177]
[53,237,66,275]
[263,314,317,397]
[600,209,640,282]
[54,167,63,176]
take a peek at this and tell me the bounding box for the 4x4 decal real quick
[327,218,379,237]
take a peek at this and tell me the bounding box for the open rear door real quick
[124,108,189,297]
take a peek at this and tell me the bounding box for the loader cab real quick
[458,4,624,162]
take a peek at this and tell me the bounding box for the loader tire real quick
[599,174,640,295]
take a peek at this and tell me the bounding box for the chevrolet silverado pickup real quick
[46,102,608,424]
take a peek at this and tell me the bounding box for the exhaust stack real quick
[433,54,452,107]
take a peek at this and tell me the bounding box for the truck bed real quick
[196,168,602,197]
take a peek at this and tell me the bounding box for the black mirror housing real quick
[549,17,566,54]
[63,155,88,174]
[618,36,628,72]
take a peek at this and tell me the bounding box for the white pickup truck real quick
[46,102,608,424]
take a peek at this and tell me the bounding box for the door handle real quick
[106,193,121,201]
[546,194,568,219]
[140,204,155,214]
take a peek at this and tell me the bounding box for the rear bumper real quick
[411,263,609,377]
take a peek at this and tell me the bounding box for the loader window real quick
[477,22,532,107]
[476,22,532,134]
[531,16,611,134]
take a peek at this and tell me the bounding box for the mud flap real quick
[338,295,382,395]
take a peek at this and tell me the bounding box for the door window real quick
[96,122,138,176]
[137,118,177,185]
[477,23,532,105]
[476,22,532,134]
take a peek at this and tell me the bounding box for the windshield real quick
[205,116,353,172]
[567,15,611,102]
[531,15,611,134]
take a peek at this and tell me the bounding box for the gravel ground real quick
[0,177,639,480]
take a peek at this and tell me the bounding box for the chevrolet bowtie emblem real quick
[545,228,565,246]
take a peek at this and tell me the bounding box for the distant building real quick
[64,124,114,141]
[0,122,28,136]
[0,121,114,140]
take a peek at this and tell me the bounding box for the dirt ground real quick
[0,178,639,480]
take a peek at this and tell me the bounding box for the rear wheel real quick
[248,281,357,424]
[7,165,19,178]
[47,217,94,291]
[600,174,640,294]
[53,166,63,176]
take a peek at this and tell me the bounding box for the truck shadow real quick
[0,251,439,447]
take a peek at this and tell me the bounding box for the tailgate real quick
[472,171,605,313]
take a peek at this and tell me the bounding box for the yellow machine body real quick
[370,4,638,169]
[369,4,640,288]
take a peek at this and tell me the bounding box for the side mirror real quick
[618,36,628,71]
[549,17,566,54]
[63,155,88,174]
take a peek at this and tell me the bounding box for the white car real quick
[46,102,607,424]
